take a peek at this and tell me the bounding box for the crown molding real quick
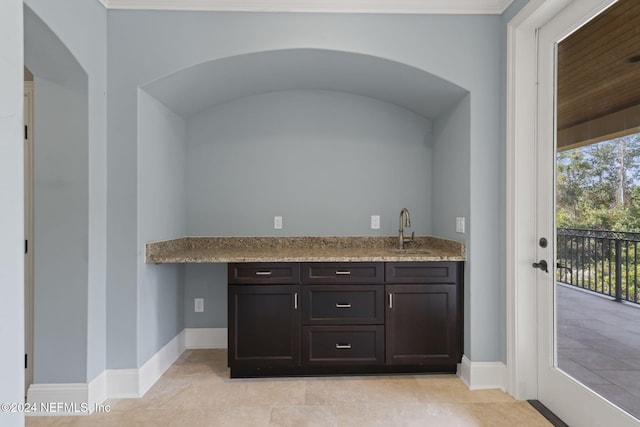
[97,0,514,14]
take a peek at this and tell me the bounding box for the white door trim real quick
[505,0,576,401]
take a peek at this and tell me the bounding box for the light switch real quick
[371,215,380,229]
[456,217,465,234]
[274,216,283,229]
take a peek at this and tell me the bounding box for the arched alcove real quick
[143,48,468,120]
[137,48,470,332]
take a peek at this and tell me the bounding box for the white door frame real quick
[506,0,575,400]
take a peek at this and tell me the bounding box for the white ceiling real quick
[98,0,513,14]
[143,49,468,119]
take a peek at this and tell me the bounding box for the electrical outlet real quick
[194,298,204,313]
[371,215,380,229]
[456,217,465,234]
[274,216,283,229]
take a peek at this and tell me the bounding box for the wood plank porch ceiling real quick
[557,0,640,151]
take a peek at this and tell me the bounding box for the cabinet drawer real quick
[385,262,458,284]
[228,263,300,284]
[302,285,384,325]
[301,262,384,284]
[302,326,384,365]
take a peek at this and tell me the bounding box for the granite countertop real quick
[145,236,465,263]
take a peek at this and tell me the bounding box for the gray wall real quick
[0,1,25,425]
[108,10,502,364]
[499,0,532,363]
[25,6,90,384]
[33,75,89,383]
[186,90,433,236]
[431,95,471,353]
[184,89,433,327]
[24,0,107,382]
[432,96,471,241]
[137,90,187,365]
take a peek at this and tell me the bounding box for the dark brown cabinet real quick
[300,262,385,366]
[385,262,463,366]
[301,262,384,284]
[228,261,463,377]
[228,282,300,368]
[302,285,385,325]
[385,284,459,365]
[302,325,385,366]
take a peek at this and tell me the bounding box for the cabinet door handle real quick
[255,271,272,276]
[335,303,352,308]
[335,344,352,349]
[294,292,298,310]
[388,293,393,309]
[335,271,351,276]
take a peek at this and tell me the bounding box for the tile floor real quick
[26,349,551,426]
[557,283,640,419]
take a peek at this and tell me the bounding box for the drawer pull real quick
[335,303,352,308]
[335,271,351,276]
[255,271,272,276]
[335,344,352,349]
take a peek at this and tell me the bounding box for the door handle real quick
[532,260,549,273]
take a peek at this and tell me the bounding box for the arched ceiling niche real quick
[24,5,87,91]
[142,48,468,120]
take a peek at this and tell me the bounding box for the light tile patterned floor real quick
[557,283,640,420]
[26,349,551,426]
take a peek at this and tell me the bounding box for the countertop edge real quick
[146,236,466,264]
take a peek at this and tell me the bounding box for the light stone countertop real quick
[146,236,465,263]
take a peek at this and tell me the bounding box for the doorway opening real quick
[24,68,34,398]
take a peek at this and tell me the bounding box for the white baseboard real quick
[457,355,507,391]
[87,370,107,411]
[26,383,90,416]
[27,329,188,415]
[185,327,227,349]
[105,369,139,399]
[138,329,185,396]
[108,329,186,398]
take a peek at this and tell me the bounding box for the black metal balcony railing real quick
[557,228,640,304]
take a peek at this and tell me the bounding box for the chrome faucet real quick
[398,208,415,249]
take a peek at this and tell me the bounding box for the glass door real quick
[536,0,640,425]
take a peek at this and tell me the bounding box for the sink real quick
[391,248,434,255]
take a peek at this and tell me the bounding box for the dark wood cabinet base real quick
[230,364,458,379]
[228,261,463,379]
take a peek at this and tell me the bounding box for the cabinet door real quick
[386,284,460,366]
[228,285,300,367]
